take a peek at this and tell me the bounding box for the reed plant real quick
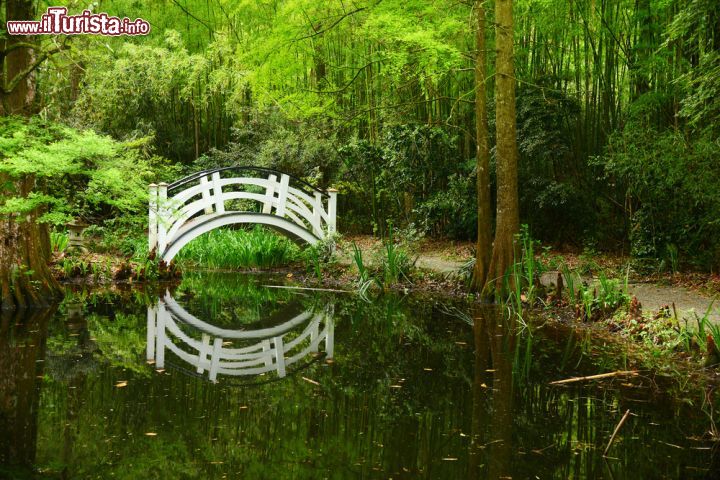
[380,225,414,288]
[175,226,301,269]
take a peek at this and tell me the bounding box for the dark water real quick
[0,272,717,479]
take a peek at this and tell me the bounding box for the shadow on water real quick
[0,307,56,479]
[0,271,719,479]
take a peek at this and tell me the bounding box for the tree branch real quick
[171,0,215,35]
[303,60,381,94]
[294,1,381,42]
[3,40,70,95]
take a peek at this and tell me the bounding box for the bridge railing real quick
[146,294,334,383]
[149,167,337,254]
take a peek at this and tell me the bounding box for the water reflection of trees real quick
[1,286,716,478]
[468,306,719,479]
[468,306,514,480]
[0,307,55,475]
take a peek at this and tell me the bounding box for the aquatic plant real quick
[379,225,415,288]
[351,241,370,284]
[303,244,324,281]
[502,225,545,318]
[560,262,577,305]
[174,226,301,269]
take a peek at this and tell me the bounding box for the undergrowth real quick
[174,226,302,269]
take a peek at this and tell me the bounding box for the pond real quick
[0,271,716,479]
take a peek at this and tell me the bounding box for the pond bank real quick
[50,234,720,389]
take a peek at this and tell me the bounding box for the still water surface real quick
[0,272,716,479]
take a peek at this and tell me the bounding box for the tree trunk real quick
[487,0,520,296]
[0,176,61,309]
[1,0,37,115]
[471,0,493,293]
[0,0,62,309]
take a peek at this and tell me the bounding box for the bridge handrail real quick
[168,166,329,197]
[150,166,338,259]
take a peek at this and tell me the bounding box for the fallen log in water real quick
[549,370,639,385]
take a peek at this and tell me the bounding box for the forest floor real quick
[338,235,720,325]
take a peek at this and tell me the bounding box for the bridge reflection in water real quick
[146,293,334,382]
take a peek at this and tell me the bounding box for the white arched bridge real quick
[148,167,338,262]
[146,293,334,383]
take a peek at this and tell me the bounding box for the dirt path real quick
[339,237,719,324]
[414,254,466,273]
[626,282,718,324]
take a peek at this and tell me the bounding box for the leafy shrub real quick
[338,125,460,237]
[598,127,720,271]
[512,86,588,242]
[0,116,156,229]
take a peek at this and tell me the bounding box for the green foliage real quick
[504,225,545,315]
[598,127,720,270]
[194,121,341,189]
[513,86,588,241]
[351,242,370,284]
[338,125,463,237]
[87,311,151,375]
[50,231,69,254]
[379,224,415,288]
[71,30,241,163]
[174,227,302,270]
[0,116,154,227]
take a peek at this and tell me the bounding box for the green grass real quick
[174,226,302,269]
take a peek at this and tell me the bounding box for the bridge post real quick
[274,336,286,377]
[327,188,338,234]
[148,183,158,252]
[276,174,290,218]
[211,172,225,214]
[200,176,213,214]
[325,317,334,358]
[157,182,168,255]
[156,301,167,370]
[312,191,322,236]
[146,304,156,361]
[208,337,223,382]
[262,174,277,214]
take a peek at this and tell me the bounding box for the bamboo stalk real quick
[263,285,351,293]
[549,370,638,385]
[604,409,631,456]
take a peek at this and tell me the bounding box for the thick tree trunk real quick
[0,2,61,309]
[1,0,37,115]
[471,0,493,293]
[487,0,520,296]
[0,176,61,309]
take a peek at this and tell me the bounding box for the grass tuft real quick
[175,226,301,269]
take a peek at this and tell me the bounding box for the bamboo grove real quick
[1,0,719,306]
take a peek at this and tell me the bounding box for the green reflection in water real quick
[0,272,717,479]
